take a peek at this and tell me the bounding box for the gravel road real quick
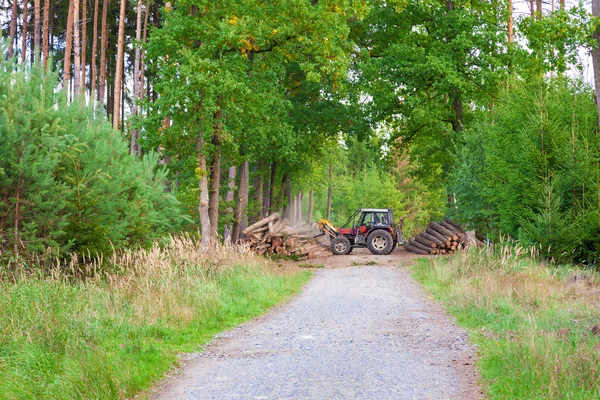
[154,262,481,400]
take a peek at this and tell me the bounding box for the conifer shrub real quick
[0,64,185,263]
[451,77,600,264]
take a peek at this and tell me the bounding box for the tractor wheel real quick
[367,230,394,255]
[330,236,351,255]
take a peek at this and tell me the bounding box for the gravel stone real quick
[154,264,481,400]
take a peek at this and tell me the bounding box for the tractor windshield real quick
[358,211,390,227]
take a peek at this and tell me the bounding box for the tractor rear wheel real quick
[330,236,351,255]
[367,230,394,255]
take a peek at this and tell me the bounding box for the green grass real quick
[0,239,311,399]
[411,247,600,399]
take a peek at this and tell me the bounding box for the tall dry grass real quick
[413,243,600,399]
[0,236,310,399]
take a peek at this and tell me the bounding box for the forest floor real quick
[152,249,482,399]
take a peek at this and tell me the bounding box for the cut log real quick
[272,237,282,248]
[403,243,429,255]
[414,235,436,248]
[285,224,317,236]
[243,212,281,234]
[300,244,322,254]
[440,221,465,239]
[249,226,269,235]
[408,238,434,254]
[426,227,448,243]
[444,218,465,232]
[429,221,457,241]
[272,218,288,234]
[420,232,445,247]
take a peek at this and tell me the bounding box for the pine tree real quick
[0,61,185,261]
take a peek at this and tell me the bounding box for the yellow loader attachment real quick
[317,219,338,238]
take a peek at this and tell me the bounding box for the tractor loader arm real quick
[317,219,339,238]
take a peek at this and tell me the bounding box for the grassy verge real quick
[0,237,310,399]
[411,246,600,399]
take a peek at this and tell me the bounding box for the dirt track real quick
[153,249,481,399]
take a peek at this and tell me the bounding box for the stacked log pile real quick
[242,213,332,259]
[403,218,480,255]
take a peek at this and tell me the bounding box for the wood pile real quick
[242,213,332,260]
[403,218,482,255]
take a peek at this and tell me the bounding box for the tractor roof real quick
[360,208,392,213]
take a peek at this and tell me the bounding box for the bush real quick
[451,77,600,264]
[0,63,185,262]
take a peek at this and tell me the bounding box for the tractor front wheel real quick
[367,230,394,255]
[330,236,351,255]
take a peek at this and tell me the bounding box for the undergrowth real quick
[412,245,600,399]
[0,236,310,399]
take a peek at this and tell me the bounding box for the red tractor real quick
[318,208,403,255]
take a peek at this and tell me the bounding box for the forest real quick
[1,0,599,265]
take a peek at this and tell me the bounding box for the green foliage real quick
[0,64,185,260]
[143,0,359,185]
[517,6,593,75]
[452,77,600,264]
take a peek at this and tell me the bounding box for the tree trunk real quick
[529,0,534,16]
[42,0,50,71]
[232,160,249,242]
[593,0,600,129]
[21,0,29,65]
[8,0,18,59]
[308,188,313,223]
[276,174,287,213]
[240,160,249,233]
[263,163,271,216]
[131,0,143,155]
[508,0,513,44]
[208,130,221,244]
[113,0,126,129]
[269,161,277,213]
[326,164,332,220]
[289,192,296,224]
[224,166,237,243]
[99,0,108,104]
[297,192,303,223]
[73,0,81,95]
[34,0,41,62]
[255,160,264,220]
[90,0,99,102]
[283,177,292,221]
[536,0,542,19]
[140,2,149,100]
[197,135,211,249]
[81,0,87,94]
[63,0,74,89]
[452,94,464,132]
